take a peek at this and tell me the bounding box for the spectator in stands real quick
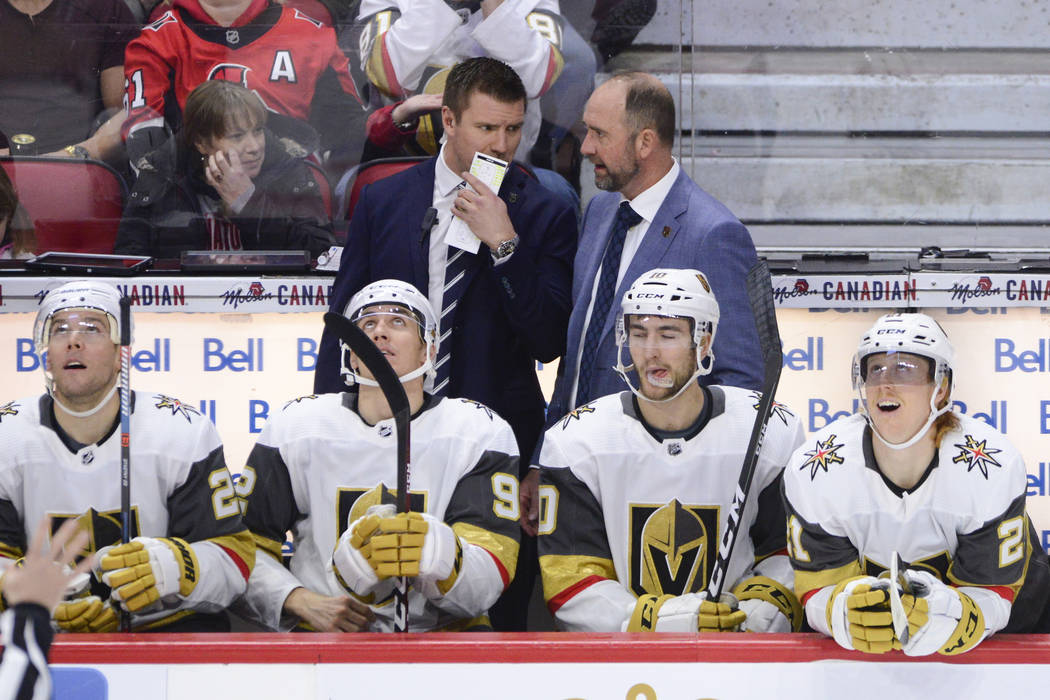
[115,80,333,258]
[0,0,137,162]
[0,167,36,259]
[314,57,576,630]
[0,518,95,698]
[122,0,363,166]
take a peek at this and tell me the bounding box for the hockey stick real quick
[118,296,132,633]
[323,312,412,633]
[707,259,783,600]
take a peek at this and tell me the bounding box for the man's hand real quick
[283,587,375,632]
[205,150,254,207]
[827,576,897,653]
[454,171,516,251]
[4,518,94,612]
[519,468,540,536]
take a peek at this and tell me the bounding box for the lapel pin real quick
[661,226,671,238]
[509,193,519,203]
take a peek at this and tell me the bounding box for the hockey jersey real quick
[537,387,805,632]
[354,0,564,158]
[240,392,521,632]
[0,393,253,631]
[123,0,360,143]
[783,412,1049,633]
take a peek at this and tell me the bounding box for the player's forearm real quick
[366,0,460,95]
[472,4,562,98]
[180,540,251,614]
[236,552,304,631]
[551,579,635,632]
[424,541,507,619]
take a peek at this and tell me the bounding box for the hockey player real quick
[122,0,362,162]
[784,312,1050,655]
[239,280,521,632]
[537,269,805,633]
[0,281,254,632]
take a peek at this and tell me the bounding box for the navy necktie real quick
[575,201,643,406]
[434,208,474,396]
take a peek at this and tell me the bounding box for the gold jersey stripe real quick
[539,553,616,602]
[794,560,863,600]
[252,532,285,563]
[452,522,518,578]
[208,529,257,573]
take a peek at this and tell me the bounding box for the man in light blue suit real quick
[546,72,763,429]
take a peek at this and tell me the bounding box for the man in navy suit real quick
[314,57,576,629]
[546,72,763,430]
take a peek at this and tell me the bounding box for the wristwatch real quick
[491,235,519,261]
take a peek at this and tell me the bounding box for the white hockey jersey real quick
[783,412,1049,633]
[240,392,520,632]
[537,387,805,632]
[0,393,253,631]
[354,0,565,158]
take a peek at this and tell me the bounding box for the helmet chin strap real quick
[864,380,950,451]
[50,381,119,419]
[349,361,432,388]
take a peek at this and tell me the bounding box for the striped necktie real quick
[433,241,473,396]
[575,201,643,406]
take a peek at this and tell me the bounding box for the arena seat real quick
[335,156,427,224]
[1,156,128,255]
[304,158,333,222]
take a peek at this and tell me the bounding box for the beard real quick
[593,151,640,193]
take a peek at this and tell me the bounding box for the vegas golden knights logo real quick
[628,500,720,597]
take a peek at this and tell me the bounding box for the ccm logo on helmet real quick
[875,329,907,335]
[634,293,668,299]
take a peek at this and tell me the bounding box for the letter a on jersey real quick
[270,51,298,83]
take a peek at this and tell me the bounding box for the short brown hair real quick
[182,80,267,153]
[609,72,676,146]
[443,57,526,120]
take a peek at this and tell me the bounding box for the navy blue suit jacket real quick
[315,158,577,461]
[547,168,762,424]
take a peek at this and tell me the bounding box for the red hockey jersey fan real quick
[123,0,361,149]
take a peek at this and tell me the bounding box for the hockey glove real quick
[98,537,199,613]
[374,512,462,597]
[898,570,985,656]
[333,504,395,597]
[626,592,746,632]
[53,596,119,633]
[733,576,804,633]
[827,576,898,653]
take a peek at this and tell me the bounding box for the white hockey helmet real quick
[341,279,438,387]
[33,280,127,355]
[614,268,720,402]
[851,312,955,450]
